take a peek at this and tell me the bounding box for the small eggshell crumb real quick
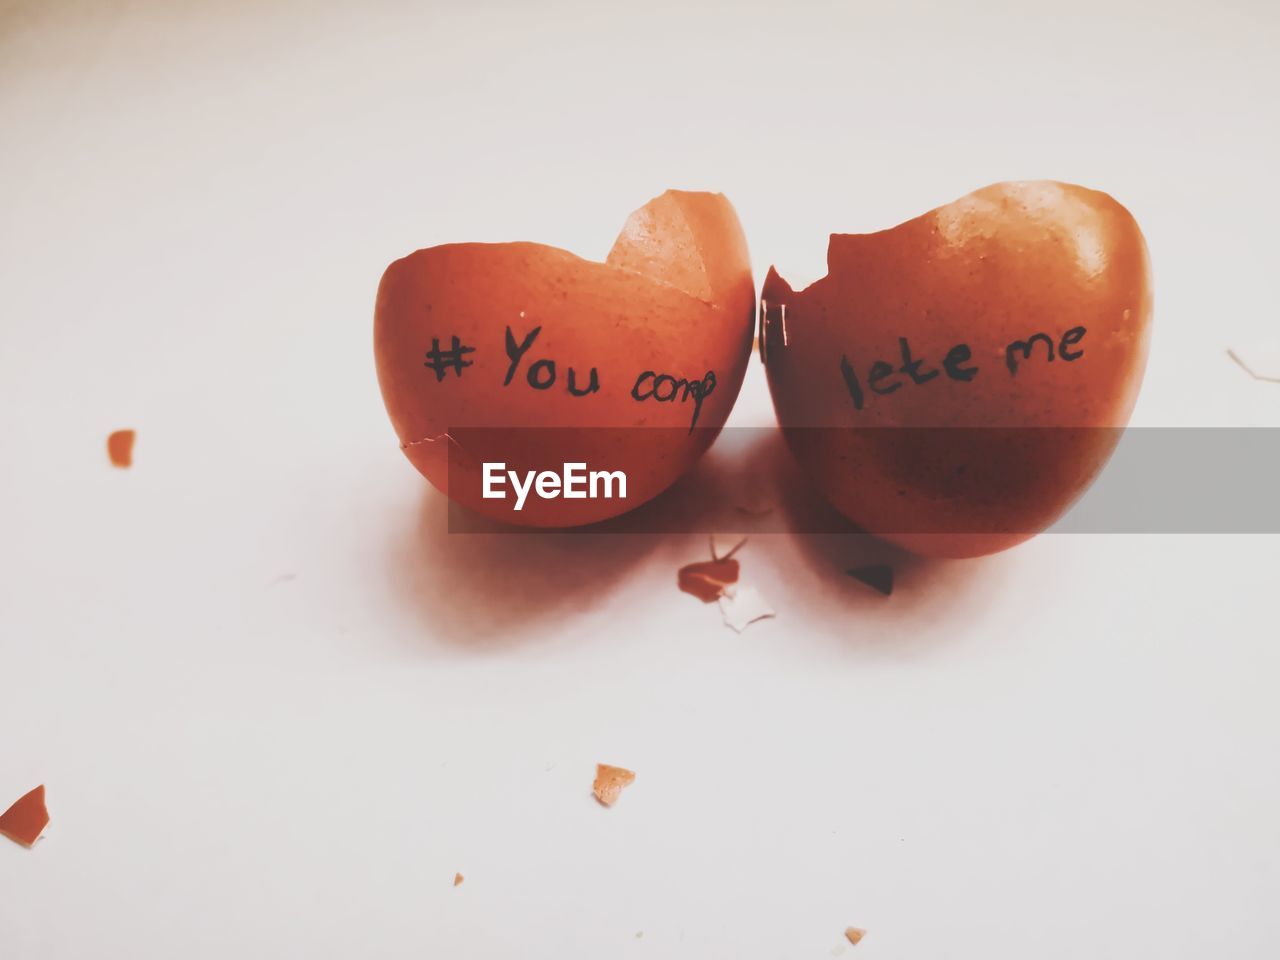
[718,584,776,633]
[845,927,866,946]
[592,764,636,807]
[107,429,135,468]
[0,785,49,848]
[677,557,740,603]
[453,873,464,887]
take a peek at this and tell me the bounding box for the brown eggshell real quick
[375,191,755,526]
[107,429,135,468]
[761,181,1153,557]
[592,763,635,806]
[0,784,49,848]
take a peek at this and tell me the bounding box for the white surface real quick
[2,1,1279,957]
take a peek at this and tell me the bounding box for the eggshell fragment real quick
[592,764,635,807]
[1227,348,1280,383]
[107,429,135,468]
[678,557,740,602]
[678,535,747,602]
[718,584,775,633]
[0,785,49,848]
[375,191,755,526]
[762,181,1153,557]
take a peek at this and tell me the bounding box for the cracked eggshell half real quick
[375,190,755,526]
[761,181,1152,558]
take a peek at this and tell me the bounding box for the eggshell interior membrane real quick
[606,190,756,324]
[761,181,1153,558]
[375,190,754,527]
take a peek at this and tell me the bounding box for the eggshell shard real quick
[761,181,1153,558]
[107,429,135,468]
[375,191,755,527]
[592,764,635,807]
[678,557,740,603]
[0,784,49,848]
[718,584,776,633]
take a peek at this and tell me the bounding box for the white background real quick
[2,1,1279,957]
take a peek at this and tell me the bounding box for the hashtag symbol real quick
[424,335,476,381]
